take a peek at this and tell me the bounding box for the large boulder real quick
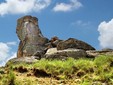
[57,38,95,51]
[16,15,48,58]
[45,48,87,60]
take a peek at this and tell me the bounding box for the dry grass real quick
[0,55,113,85]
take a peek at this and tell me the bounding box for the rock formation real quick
[16,15,96,60]
[45,48,87,60]
[86,50,113,58]
[16,16,48,58]
[57,38,95,51]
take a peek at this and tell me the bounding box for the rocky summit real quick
[16,15,96,60]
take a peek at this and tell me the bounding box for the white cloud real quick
[53,0,82,12]
[6,52,16,61]
[0,42,17,66]
[0,0,51,16]
[0,42,10,61]
[71,20,91,27]
[98,19,113,49]
[6,41,17,45]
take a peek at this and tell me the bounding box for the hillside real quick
[0,16,113,85]
[0,55,113,85]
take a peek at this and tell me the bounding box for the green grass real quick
[0,55,113,84]
[0,70,16,85]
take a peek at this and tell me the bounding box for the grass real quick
[0,55,113,84]
[0,70,16,85]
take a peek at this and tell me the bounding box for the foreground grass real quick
[0,55,113,85]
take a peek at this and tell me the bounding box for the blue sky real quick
[0,0,113,66]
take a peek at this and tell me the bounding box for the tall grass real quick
[0,55,113,84]
[0,70,16,85]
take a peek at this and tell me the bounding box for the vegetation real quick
[0,55,113,85]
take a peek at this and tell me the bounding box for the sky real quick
[0,0,113,66]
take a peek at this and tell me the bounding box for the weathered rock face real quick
[57,38,95,51]
[16,16,48,58]
[16,15,95,59]
[45,48,87,60]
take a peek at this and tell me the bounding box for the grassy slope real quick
[0,55,113,85]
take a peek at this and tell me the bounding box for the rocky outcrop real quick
[16,16,48,58]
[45,48,87,60]
[6,57,38,66]
[16,15,96,60]
[45,48,113,59]
[86,50,113,58]
[57,38,95,51]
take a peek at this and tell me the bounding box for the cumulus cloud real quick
[0,0,51,16]
[98,19,113,49]
[6,52,16,61]
[53,0,82,12]
[0,42,17,66]
[0,42,10,61]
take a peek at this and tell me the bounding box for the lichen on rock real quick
[16,15,48,58]
[16,15,96,60]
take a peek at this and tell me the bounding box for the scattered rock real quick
[16,15,48,58]
[45,48,87,60]
[86,50,99,58]
[45,48,57,55]
[6,57,38,66]
[57,38,95,51]
[102,48,113,51]
[86,50,113,58]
